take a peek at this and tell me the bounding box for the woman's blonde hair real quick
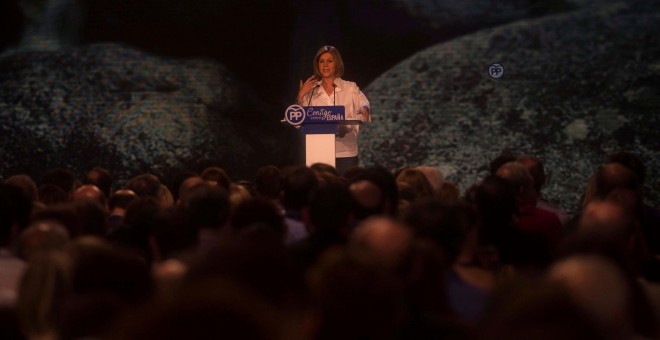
[313,45,345,79]
[17,250,73,337]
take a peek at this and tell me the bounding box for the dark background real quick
[0,0,570,110]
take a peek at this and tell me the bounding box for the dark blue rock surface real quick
[361,1,660,213]
[0,44,290,184]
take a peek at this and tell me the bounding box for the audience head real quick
[124,174,162,200]
[307,246,404,340]
[404,199,472,265]
[41,167,79,197]
[230,183,253,212]
[30,204,83,239]
[310,163,339,178]
[37,184,69,206]
[72,184,106,208]
[107,190,138,214]
[349,216,413,270]
[307,182,354,238]
[254,165,282,202]
[66,237,153,302]
[59,237,153,339]
[200,166,231,191]
[314,169,344,188]
[149,207,197,261]
[496,161,536,204]
[348,167,398,219]
[469,175,518,243]
[230,198,285,240]
[489,151,517,175]
[348,179,381,218]
[467,175,525,266]
[281,166,318,212]
[479,277,606,340]
[343,165,366,182]
[5,174,38,202]
[563,198,642,275]
[594,162,641,199]
[185,232,294,308]
[0,183,32,247]
[184,185,231,231]
[72,199,107,237]
[108,197,162,262]
[548,255,635,339]
[415,166,444,194]
[606,151,646,185]
[169,170,200,202]
[114,278,285,340]
[395,167,434,202]
[516,155,546,194]
[83,167,113,199]
[19,220,69,260]
[578,199,636,240]
[16,248,72,337]
[177,176,206,206]
[582,161,642,209]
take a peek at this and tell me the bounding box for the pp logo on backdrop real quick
[488,63,504,79]
[285,105,306,125]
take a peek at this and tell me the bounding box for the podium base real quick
[305,134,335,167]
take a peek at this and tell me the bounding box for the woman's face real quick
[318,52,336,79]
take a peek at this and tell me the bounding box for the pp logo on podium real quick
[285,105,306,126]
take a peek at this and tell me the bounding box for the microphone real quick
[332,83,337,106]
[307,82,320,107]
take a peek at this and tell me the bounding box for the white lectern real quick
[304,133,335,167]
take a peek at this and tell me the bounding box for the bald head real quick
[349,180,382,210]
[20,220,70,260]
[108,189,137,215]
[548,255,632,337]
[177,176,206,205]
[350,216,413,268]
[579,200,634,239]
[72,184,106,207]
[496,162,532,189]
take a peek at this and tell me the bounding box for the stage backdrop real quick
[0,0,658,212]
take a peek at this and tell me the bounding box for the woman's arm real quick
[355,86,371,122]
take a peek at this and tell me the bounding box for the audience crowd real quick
[1,151,659,339]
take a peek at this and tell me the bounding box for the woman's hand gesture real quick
[298,76,318,103]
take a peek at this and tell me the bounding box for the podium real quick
[283,105,362,167]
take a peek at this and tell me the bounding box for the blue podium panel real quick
[301,122,339,134]
[284,105,345,127]
[303,106,345,123]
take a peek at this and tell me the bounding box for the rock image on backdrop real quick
[0,0,658,212]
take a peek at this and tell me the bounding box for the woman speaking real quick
[297,45,371,176]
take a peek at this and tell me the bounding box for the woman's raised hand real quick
[298,76,318,103]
